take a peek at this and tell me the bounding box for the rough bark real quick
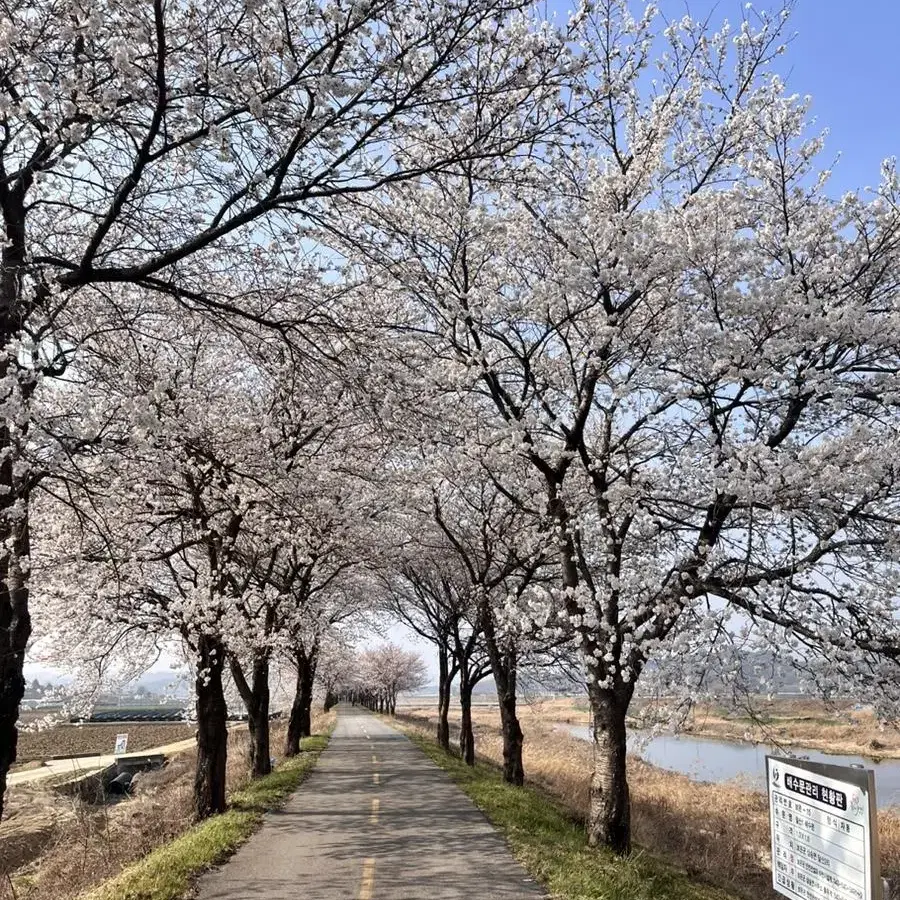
[496,676,524,785]
[482,613,523,785]
[230,654,271,778]
[0,193,33,824]
[248,669,271,777]
[194,635,229,819]
[436,645,452,751]
[458,673,475,766]
[0,499,28,824]
[552,486,636,853]
[285,643,317,757]
[586,682,634,855]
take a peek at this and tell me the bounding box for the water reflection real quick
[564,725,900,809]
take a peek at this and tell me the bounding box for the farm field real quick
[14,723,195,766]
[0,715,330,900]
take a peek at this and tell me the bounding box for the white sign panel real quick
[114,733,129,756]
[767,756,881,900]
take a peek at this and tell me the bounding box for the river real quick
[563,725,900,809]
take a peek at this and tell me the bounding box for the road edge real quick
[73,725,334,900]
[395,720,739,900]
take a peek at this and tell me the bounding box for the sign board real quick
[767,755,881,900]
[114,733,128,756]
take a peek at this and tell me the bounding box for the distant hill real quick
[127,671,191,698]
[641,649,808,698]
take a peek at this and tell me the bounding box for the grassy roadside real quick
[406,730,738,900]
[77,732,330,900]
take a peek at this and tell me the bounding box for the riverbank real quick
[678,699,900,758]
[486,696,900,760]
[562,723,900,809]
[398,704,900,900]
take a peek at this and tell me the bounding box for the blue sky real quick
[644,0,898,194]
[26,1,898,689]
[776,0,898,193]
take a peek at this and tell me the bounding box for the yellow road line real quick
[359,858,376,900]
[370,797,380,824]
[372,754,377,764]
[373,772,380,785]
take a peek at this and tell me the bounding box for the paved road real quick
[196,706,545,899]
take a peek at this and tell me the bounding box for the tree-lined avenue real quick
[195,706,544,900]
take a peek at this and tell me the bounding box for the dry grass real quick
[408,729,736,900]
[679,700,900,758]
[0,711,334,900]
[471,695,900,759]
[80,731,332,900]
[398,704,900,900]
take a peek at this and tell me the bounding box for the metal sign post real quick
[767,755,881,900]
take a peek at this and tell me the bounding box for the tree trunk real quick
[0,189,39,824]
[548,472,636,852]
[230,654,271,778]
[194,635,229,819]
[496,676,524,785]
[248,683,271,777]
[586,683,634,855]
[247,658,271,777]
[437,645,452,751]
[285,643,317,757]
[0,499,28,824]
[481,612,523,785]
[459,672,475,766]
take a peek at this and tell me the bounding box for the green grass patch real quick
[80,732,330,900]
[408,732,737,900]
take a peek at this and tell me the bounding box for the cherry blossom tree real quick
[30,293,361,812]
[379,430,553,780]
[276,563,369,755]
[226,407,377,772]
[386,558,491,761]
[387,562,463,752]
[305,631,357,719]
[334,3,900,853]
[36,316,282,812]
[349,303,561,779]
[429,459,553,784]
[0,0,566,816]
[358,644,428,715]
